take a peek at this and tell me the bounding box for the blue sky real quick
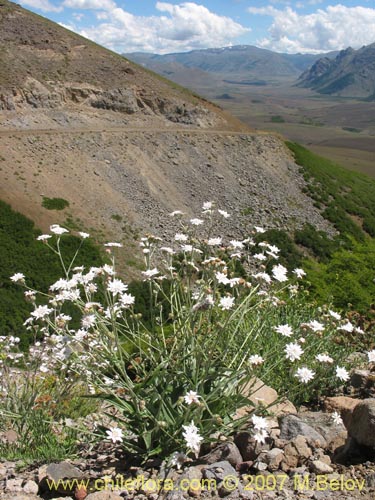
[16,0,375,54]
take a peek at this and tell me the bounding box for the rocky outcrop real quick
[0,78,214,126]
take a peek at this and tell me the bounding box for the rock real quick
[203,460,237,484]
[0,496,41,500]
[324,396,359,427]
[75,484,88,500]
[240,378,296,417]
[2,430,18,443]
[5,478,23,493]
[180,466,202,497]
[282,436,312,471]
[350,369,370,389]
[39,461,83,494]
[278,415,326,447]
[0,463,7,478]
[310,460,334,474]
[85,493,123,500]
[345,399,375,448]
[23,480,39,495]
[234,432,271,461]
[292,435,313,460]
[260,448,284,471]
[201,442,243,467]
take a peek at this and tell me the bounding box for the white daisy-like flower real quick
[332,411,343,426]
[37,234,52,241]
[202,202,213,211]
[230,240,244,249]
[182,421,203,455]
[253,272,271,283]
[252,414,269,431]
[120,293,135,307]
[285,342,304,362]
[336,366,349,382]
[142,268,159,279]
[218,209,230,218]
[340,322,354,333]
[249,354,264,366]
[107,279,128,296]
[169,451,188,470]
[293,268,306,278]
[306,320,325,332]
[208,237,222,246]
[219,296,235,310]
[81,314,96,329]
[254,253,267,261]
[79,232,90,239]
[184,390,201,405]
[50,224,69,235]
[328,310,341,320]
[367,350,375,363]
[190,218,204,225]
[31,305,53,320]
[272,264,288,282]
[10,273,25,283]
[106,427,124,443]
[252,415,270,443]
[175,233,188,242]
[254,226,266,233]
[161,247,175,254]
[181,245,193,252]
[253,429,268,444]
[275,324,293,337]
[316,354,334,363]
[104,242,123,248]
[295,367,315,384]
[215,272,230,285]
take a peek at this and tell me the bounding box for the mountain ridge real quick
[124,45,338,82]
[298,43,375,99]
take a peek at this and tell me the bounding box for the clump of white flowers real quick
[6,203,360,462]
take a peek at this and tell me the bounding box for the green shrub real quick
[42,197,70,210]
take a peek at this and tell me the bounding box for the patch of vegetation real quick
[111,213,122,222]
[286,142,375,241]
[0,200,104,347]
[271,115,285,123]
[216,93,234,100]
[342,127,361,133]
[285,142,375,315]
[42,197,70,210]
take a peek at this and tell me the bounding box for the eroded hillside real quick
[0,0,336,276]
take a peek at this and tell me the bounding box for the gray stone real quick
[5,478,23,493]
[346,398,375,448]
[203,460,237,483]
[279,415,326,447]
[23,480,39,495]
[179,466,203,497]
[234,432,271,461]
[202,442,243,467]
[39,461,83,494]
[310,460,334,474]
[264,448,284,471]
[85,493,123,500]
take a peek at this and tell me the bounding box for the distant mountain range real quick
[298,43,375,100]
[124,45,338,83]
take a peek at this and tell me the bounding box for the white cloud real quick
[78,1,249,54]
[248,4,375,53]
[63,0,116,10]
[19,0,62,12]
